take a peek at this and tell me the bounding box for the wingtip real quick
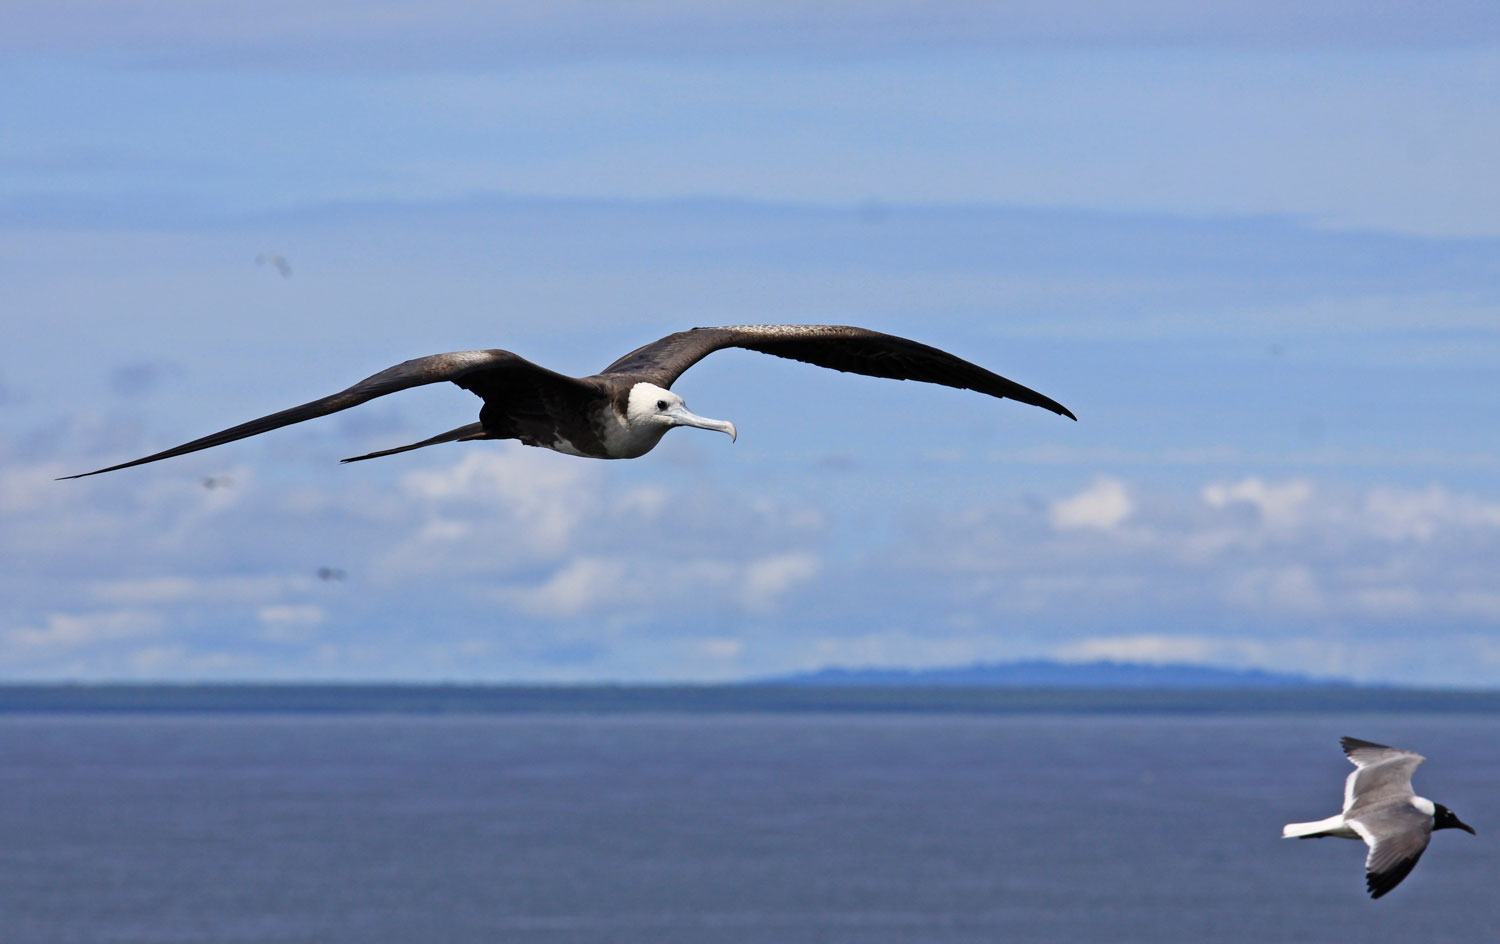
[1030,393,1076,421]
[56,462,142,480]
[1025,395,1075,421]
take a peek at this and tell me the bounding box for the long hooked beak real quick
[665,406,737,442]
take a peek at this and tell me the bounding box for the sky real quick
[4,2,1500,685]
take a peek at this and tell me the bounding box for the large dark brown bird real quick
[61,324,1074,479]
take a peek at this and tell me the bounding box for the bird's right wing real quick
[1349,807,1434,899]
[597,324,1076,419]
[60,350,586,479]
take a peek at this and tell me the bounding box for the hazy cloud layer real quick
[855,476,1500,684]
[9,426,1500,684]
[2,443,831,679]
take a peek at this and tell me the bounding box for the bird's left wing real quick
[60,350,570,479]
[598,324,1076,420]
[1341,737,1425,813]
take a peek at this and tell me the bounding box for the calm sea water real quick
[1,712,1494,943]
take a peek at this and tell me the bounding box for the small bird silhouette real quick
[255,253,292,279]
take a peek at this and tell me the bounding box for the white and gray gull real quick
[61,324,1075,478]
[1282,736,1474,899]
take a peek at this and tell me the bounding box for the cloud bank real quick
[9,426,1500,686]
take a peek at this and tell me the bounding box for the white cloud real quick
[798,632,1008,673]
[0,461,73,514]
[3,610,161,650]
[1053,633,1242,665]
[1050,477,1133,531]
[1225,565,1323,615]
[257,603,326,637]
[1046,633,1375,679]
[1050,631,1500,686]
[383,452,604,576]
[616,485,672,518]
[124,645,249,676]
[1363,484,1500,543]
[503,550,822,621]
[693,637,745,662]
[88,574,304,606]
[503,556,631,619]
[1202,477,1312,529]
[738,552,821,612]
[413,517,472,543]
[88,577,197,605]
[887,477,1500,673]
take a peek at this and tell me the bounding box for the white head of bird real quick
[614,382,737,458]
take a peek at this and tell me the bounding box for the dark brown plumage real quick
[61,324,1073,479]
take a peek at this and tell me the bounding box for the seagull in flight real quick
[61,324,1074,479]
[1283,736,1475,898]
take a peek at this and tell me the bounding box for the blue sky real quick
[4,3,1500,684]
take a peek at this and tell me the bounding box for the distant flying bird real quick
[256,253,292,279]
[59,324,1074,479]
[200,476,233,490]
[1283,737,1474,898]
[316,567,346,582]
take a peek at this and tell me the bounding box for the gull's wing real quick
[1349,806,1434,899]
[1341,737,1424,814]
[598,324,1076,420]
[61,350,589,479]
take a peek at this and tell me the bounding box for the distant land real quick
[767,659,1351,689]
[4,667,1500,716]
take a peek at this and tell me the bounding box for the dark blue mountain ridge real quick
[767,659,1357,689]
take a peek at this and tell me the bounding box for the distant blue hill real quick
[767,659,1354,689]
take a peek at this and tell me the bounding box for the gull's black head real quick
[1433,804,1476,835]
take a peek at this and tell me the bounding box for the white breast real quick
[599,402,670,459]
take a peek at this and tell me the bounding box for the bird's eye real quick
[657,400,668,410]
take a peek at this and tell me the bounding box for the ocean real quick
[2,696,1494,943]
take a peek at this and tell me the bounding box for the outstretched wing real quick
[60,350,589,479]
[598,324,1076,420]
[1340,737,1425,814]
[1349,806,1434,899]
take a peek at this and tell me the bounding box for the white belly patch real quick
[547,436,592,458]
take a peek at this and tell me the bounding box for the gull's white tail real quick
[1282,814,1348,839]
